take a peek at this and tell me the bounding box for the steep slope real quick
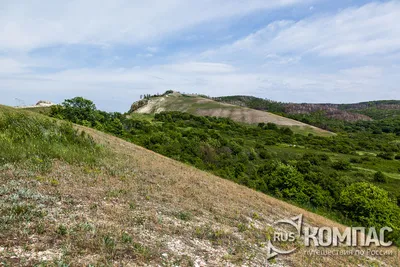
[1,106,397,266]
[130,93,334,136]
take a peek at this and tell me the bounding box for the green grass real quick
[0,106,106,172]
[127,113,155,121]
[20,106,52,115]
[289,125,335,137]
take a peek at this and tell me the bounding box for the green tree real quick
[58,97,97,124]
[339,182,400,229]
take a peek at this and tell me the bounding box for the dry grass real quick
[0,114,398,266]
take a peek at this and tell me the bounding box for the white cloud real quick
[203,1,400,59]
[162,62,235,73]
[340,66,382,78]
[136,53,154,58]
[0,0,308,51]
[2,58,398,111]
[1,1,399,111]
[146,46,160,53]
[0,58,23,74]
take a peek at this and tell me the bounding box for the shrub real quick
[319,154,330,162]
[266,123,278,130]
[264,138,277,146]
[332,160,351,171]
[302,153,322,166]
[377,152,394,160]
[296,160,312,174]
[349,157,362,164]
[374,171,388,183]
[339,182,400,230]
[258,149,271,159]
[280,127,293,136]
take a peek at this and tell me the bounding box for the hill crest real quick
[130,92,335,136]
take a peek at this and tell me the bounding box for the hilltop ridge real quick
[129,92,335,137]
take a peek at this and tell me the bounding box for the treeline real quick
[141,90,174,100]
[213,95,286,113]
[50,97,400,245]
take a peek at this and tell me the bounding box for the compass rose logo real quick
[267,214,303,260]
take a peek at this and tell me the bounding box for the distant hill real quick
[214,96,400,121]
[129,92,335,137]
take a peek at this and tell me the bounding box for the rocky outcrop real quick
[35,101,55,107]
[129,99,149,113]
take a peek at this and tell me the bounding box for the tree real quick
[60,97,97,124]
[339,182,400,229]
[268,164,309,203]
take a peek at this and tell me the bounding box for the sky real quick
[0,0,399,112]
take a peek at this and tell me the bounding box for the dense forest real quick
[49,97,400,245]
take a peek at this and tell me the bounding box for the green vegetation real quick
[339,183,400,234]
[374,171,388,183]
[213,95,285,113]
[129,93,333,137]
[215,95,400,135]
[49,97,400,245]
[289,111,400,134]
[21,106,52,115]
[0,105,105,172]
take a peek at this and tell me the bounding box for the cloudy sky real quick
[1,0,399,111]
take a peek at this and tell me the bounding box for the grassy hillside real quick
[1,105,398,266]
[18,106,53,116]
[48,98,400,243]
[131,93,334,137]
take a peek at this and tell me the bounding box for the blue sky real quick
[1,0,399,112]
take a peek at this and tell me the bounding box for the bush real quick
[266,123,278,130]
[349,157,362,164]
[296,160,312,174]
[280,127,293,136]
[258,149,272,159]
[339,182,400,230]
[377,152,394,160]
[332,160,351,171]
[374,171,388,183]
[264,138,277,146]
